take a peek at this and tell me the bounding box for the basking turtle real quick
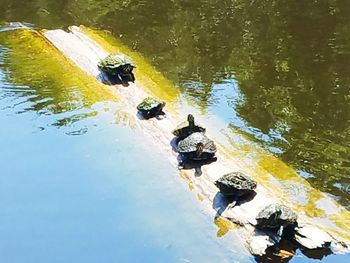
[215,172,257,197]
[256,203,298,233]
[137,97,166,119]
[172,114,206,139]
[177,132,216,161]
[98,53,136,82]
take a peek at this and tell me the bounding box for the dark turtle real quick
[256,204,298,233]
[137,97,165,119]
[98,53,136,82]
[215,172,257,197]
[177,132,216,161]
[172,114,206,139]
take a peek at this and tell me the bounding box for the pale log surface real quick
[43,26,350,255]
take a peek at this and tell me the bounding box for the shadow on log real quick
[178,157,217,177]
[97,71,131,86]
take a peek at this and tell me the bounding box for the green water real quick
[0,0,350,262]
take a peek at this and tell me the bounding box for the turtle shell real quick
[172,118,205,138]
[177,132,216,154]
[256,203,298,231]
[215,172,257,196]
[98,53,136,75]
[137,97,165,118]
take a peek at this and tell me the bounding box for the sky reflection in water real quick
[0,0,349,261]
[0,79,250,263]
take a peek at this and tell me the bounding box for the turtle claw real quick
[117,74,123,82]
[227,202,237,210]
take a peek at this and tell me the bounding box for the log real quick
[39,25,350,257]
[295,225,332,250]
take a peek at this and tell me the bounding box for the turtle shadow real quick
[97,71,132,86]
[235,191,257,206]
[155,112,166,120]
[212,191,257,216]
[178,156,217,177]
[170,137,180,152]
[213,192,232,216]
[299,246,332,260]
[136,110,166,120]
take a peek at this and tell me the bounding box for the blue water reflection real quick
[0,81,250,262]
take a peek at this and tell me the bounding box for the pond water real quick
[0,0,349,262]
[1,0,348,209]
[0,46,250,262]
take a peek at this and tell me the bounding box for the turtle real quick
[137,97,166,119]
[215,172,257,197]
[172,114,206,140]
[98,53,136,82]
[177,132,216,161]
[255,203,298,235]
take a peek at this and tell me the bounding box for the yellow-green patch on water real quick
[79,26,180,103]
[0,28,117,107]
[214,217,240,238]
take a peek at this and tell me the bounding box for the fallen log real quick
[3,23,349,258]
[43,25,350,258]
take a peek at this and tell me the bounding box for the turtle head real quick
[187,114,195,127]
[196,142,204,157]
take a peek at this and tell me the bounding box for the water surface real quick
[0,42,250,262]
[0,0,349,262]
[1,0,348,209]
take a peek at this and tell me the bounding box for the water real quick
[0,0,349,262]
[0,42,250,262]
[1,0,348,209]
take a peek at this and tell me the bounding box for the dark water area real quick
[0,0,350,262]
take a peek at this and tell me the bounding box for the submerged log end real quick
[294,225,333,250]
[248,235,276,256]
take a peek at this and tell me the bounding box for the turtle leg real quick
[178,157,187,169]
[130,72,135,82]
[226,195,238,209]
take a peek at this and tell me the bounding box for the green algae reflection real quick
[0,27,117,128]
[80,26,180,103]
